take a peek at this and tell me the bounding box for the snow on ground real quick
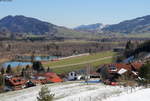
[104,88,150,101]
[0,82,144,101]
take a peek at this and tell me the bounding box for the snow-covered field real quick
[0,82,148,101]
[104,88,150,101]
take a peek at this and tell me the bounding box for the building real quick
[97,62,143,83]
[5,76,27,90]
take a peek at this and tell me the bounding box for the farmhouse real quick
[97,62,143,84]
[34,72,63,83]
[5,76,27,90]
[4,72,62,91]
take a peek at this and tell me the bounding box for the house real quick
[5,76,27,90]
[2,72,63,91]
[67,71,87,80]
[97,62,143,84]
[34,72,63,83]
[67,72,77,80]
[44,72,63,83]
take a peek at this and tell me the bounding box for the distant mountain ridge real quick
[75,15,150,34]
[102,15,150,34]
[74,23,106,32]
[0,15,150,39]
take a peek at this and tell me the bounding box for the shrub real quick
[37,86,55,101]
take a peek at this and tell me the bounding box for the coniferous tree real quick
[32,61,44,72]
[0,75,3,86]
[21,68,25,77]
[126,40,132,50]
[139,63,150,83]
[6,65,12,74]
[124,40,134,57]
[0,67,5,75]
[47,67,51,72]
[25,65,31,79]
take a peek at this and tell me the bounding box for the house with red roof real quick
[97,62,143,84]
[5,76,27,90]
[33,72,63,84]
[4,72,62,91]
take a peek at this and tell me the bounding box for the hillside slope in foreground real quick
[0,82,148,101]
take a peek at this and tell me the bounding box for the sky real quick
[0,0,150,28]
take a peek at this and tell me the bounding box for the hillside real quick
[103,15,150,34]
[0,82,127,101]
[0,15,56,35]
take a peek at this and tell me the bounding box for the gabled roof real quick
[34,72,62,83]
[130,62,143,70]
[45,72,62,83]
[107,62,143,73]
[8,77,27,86]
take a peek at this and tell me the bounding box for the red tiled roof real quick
[44,72,62,83]
[8,77,27,86]
[107,62,143,73]
[131,62,143,70]
[35,72,62,83]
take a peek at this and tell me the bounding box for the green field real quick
[43,51,116,74]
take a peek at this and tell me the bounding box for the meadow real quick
[43,51,116,74]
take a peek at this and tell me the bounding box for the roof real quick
[130,62,143,70]
[107,63,131,72]
[44,72,62,83]
[107,62,143,73]
[35,72,62,83]
[8,77,27,86]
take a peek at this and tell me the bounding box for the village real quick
[1,0,150,101]
[0,40,149,93]
[0,40,149,101]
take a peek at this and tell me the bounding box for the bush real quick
[37,86,55,101]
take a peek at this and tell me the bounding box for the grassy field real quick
[43,51,116,74]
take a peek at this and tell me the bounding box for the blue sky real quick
[0,0,150,28]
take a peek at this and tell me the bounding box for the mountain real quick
[0,15,96,39]
[74,23,106,33]
[1,15,150,39]
[102,15,150,34]
[0,15,57,35]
